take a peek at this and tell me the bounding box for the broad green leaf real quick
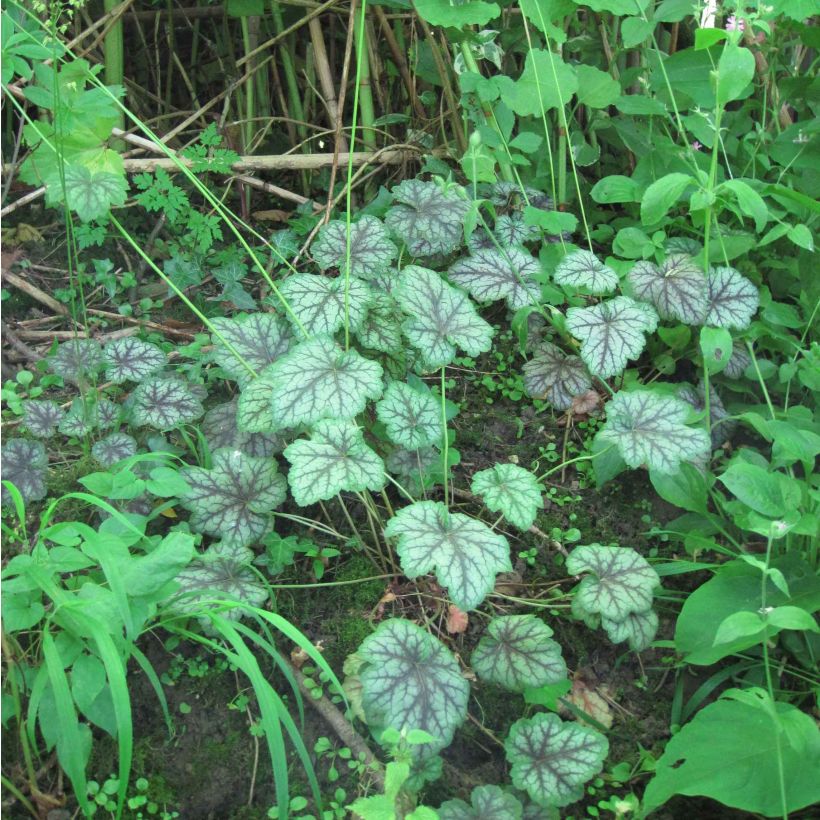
[311,216,397,279]
[1,439,48,505]
[718,461,802,518]
[522,344,591,410]
[602,609,659,651]
[449,247,541,309]
[505,713,608,807]
[103,338,166,383]
[211,313,292,387]
[49,338,104,384]
[358,619,469,756]
[703,267,759,329]
[413,0,501,27]
[283,420,385,506]
[131,378,204,430]
[91,433,137,468]
[501,49,578,117]
[640,173,694,225]
[386,180,471,257]
[590,175,640,204]
[519,0,576,41]
[719,179,769,232]
[203,399,285,458]
[471,615,566,692]
[355,293,405,354]
[63,164,127,222]
[181,448,286,546]
[267,336,383,428]
[599,390,710,473]
[438,785,524,820]
[567,544,660,622]
[716,44,755,106]
[649,461,710,514]
[628,254,707,324]
[574,64,620,108]
[278,273,372,339]
[470,463,544,531]
[621,16,655,47]
[554,249,618,294]
[384,500,511,611]
[376,381,441,449]
[22,400,63,437]
[698,326,733,375]
[566,296,658,378]
[394,266,494,368]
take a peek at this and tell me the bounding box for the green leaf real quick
[63,164,127,222]
[384,500,511,611]
[358,619,469,756]
[590,175,639,204]
[600,390,710,473]
[170,556,267,619]
[505,713,608,808]
[703,267,759,329]
[376,381,441,449]
[283,420,385,506]
[471,615,566,692]
[203,399,284,458]
[103,338,166,383]
[640,173,694,225]
[716,44,755,106]
[621,16,655,47]
[602,609,659,651]
[22,400,63,438]
[438,784,524,820]
[522,344,591,411]
[394,266,494,368]
[470,463,544,531]
[226,0,265,15]
[279,274,373,339]
[355,293,405,354]
[211,313,292,387]
[699,326,734,374]
[519,0,576,41]
[92,433,137,468]
[628,254,707,324]
[413,0,501,27]
[787,223,814,251]
[574,65,620,108]
[718,461,802,518]
[181,449,287,546]
[554,249,618,295]
[449,247,541,310]
[267,336,383,428]
[719,179,769,232]
[49,338,104,384]
[1,439,48,506]
[131,378,204,430]
[311,216,397,279]
[501,49,578,117]
[649,462,709,514]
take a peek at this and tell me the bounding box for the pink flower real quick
[725,15,745,31]
[692,141,702,151]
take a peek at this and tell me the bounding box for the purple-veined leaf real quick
[91,433,137,468]
[385,446,440,493]
[724,342,751,379]
[210,312,292,387]
[470,463,543,531]
[57,397,118,436]
[2,438,48,505]
[602,609,659,651]
[311,215,397,279]
[628,254,707,324]
[703,266,759,329]
[103,337,166,383]
[495,213,540,248]
[522,344,592,410]
[278,273,372,338]
[22,400,63,437]
[554,249,618,295]
[354,292,405,353]
[449,247,541,310]
[484,181,553,212]
[131,377,204,430]
[439,785,523,820]
[467,228,497,253]
[63,164,127,222]
[677,381,736,448]
[376,381,441,450]
[203,399,286,457]
[236,367,277,433]
[49,338,104,384]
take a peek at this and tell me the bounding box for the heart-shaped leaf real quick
[523,344,592,410]
[103,337,166,383]
[470,463,543,531]
[599,389,710,473]
[181,448,287,546]
[91,433,137,468]
[385,500,511,611]
[395,266,494,368]
[358,618,469,756]
[63,164,127,222]
[210,313,292,387]
[203,399,285,458]
[449,247,541,310]
[438,785,523,820]
[49,338,104,384]
[567,544,660,622]
[413,0,500,27]
[131,377,204,430]
[554,249,619,295]
[471,615,567,692]
[171,556,267,620]
[703,266,759,329]
[283,420,385,506]
[376,381,441,449]
[602,609,659,651]
[501,50,578,117]
[278,274,372,338]
[2,438,48,505]
[355,293,405,353]
[386,180,471,257]
[22,400,63,437]
[566,296,658,378]
[311,216,398,279]
[505,712,608,807]
[628,254,707,324]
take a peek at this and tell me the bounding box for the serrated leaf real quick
[91,433,137,468]
[600,389,711,473]
[566,296,658,378]
[49,338,104,384]
[63,164,127,222]
[678,381,735,448]
[567,544,660,622]
[628,254,707,324]
[211,313,292,387]
[278,274,372,338]
[22,400,63,437]
[602,609,658,651]
[103,337,165,383]
[439,785,524,820]
[311,216,397,279]
[724,342,751,379]
[376,381,440,449]
[386,180,471,257]
[283,420,385,506]
[268,336,383,428]
[181,448,286,546]
[505,713,608,807]
[472,615,566,692]
[171,557,266,620]
[131,377,204,430]
[2,438,48,505]
[358,619,469,756]
[523,344,592,411]
[58,397,117,436]
[236,367,277,433]
[496,213,539,248]
[395,266,494,368]
[385,500,511,610]
[414,0,500,27]
[355,292,405,353]
[203,399,285,458]
[703,266,759,329]
[471,463,543,531]
[386,446,440,493]
[554,250,618,295]
[449,248,541,309]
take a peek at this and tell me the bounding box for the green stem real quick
[441,366,449,509]
[353,4,376,151]
[269,0,308,142]
[102,0,124,134]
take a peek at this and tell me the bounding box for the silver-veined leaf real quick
[394,266,493,369]
[170,557,266,621]
[236,367,277,433]
[505,713,608,808]
[724,342,751,379]
[278,273,372,338]
[449,247,541,310]
[439,785,524,820]
[358,619,469,756]
[703,266,759,329]
[376,381,441,449]
[567,544,660,622]
[63,164,127,222]
[600,389,710,473]
[384,500,511,611]
[566,296,658,378]
[484,181,552,211]
[49,338,104,384]
[311,216,397,279]
[522,344,592,411]
[665,237,701,256]
[181,448,287,546]
[211,313,292,387]
[628,254,707,324]
[554,250,618,295]
[386,180,471,257]
[203,399,286,457]
[58,397,117,436]
[470,463,543,531]
[1,438,47,505]
[22,400,63,437]
[131,378,204,430]
[355,293,404,353]
[471,615,566,692]
[602,609,658,651]
[386,446,440,494]
[94,398,121,430]
[283,420,385,506]
[468,228,496,253]
[268,336,383,428]
[678,381,735,448]
[495,213,539,248]
[103,338,166,383]
[91,433,137,468]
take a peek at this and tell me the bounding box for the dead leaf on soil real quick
[563,676,614,729]
[493,570,524,597]
[571,389,600,416]
[446,604,469,634]
[253,209,290,223]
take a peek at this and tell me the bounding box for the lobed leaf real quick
[449,247,541,310]
[236,367,278,433]
[724,342,751,379]
[523,344,592,411]
[211,313,292,387]
[203,399,286,457]
[49,338,104,384]
[678,382,736,448]
[354,293,405,354]
[91,433,137,468]
[703,266,759,329]
[22,400,63,438]
[278,274,372,338]
[376,381,441,450]
[385,446,441,494]
[602,609,658,651]
[171,557,267,621]
[131,378,204,430]
[628,254,707,324]
[438,785,524,820]
[470,463,543,531]
[2,438,48,506]
[495,213,540,248]
[554,250,618,295]
[103,338,166,383]
[311,216,397,279]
